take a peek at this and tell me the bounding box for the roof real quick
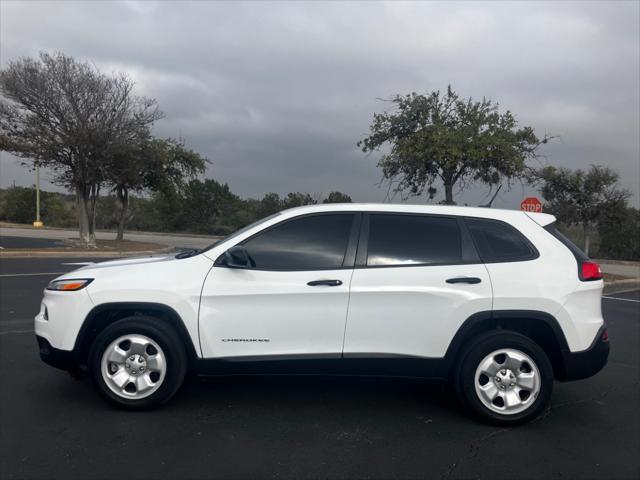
[278,202,556,225]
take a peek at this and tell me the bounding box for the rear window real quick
[366,214,462,266]
[544,223,589,262]
[465,217,538,263]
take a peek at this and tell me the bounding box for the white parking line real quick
[602,296,640,303]
[0,329,34,335]
[0,272,66,277]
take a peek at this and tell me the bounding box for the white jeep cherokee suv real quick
[35,204,609,424]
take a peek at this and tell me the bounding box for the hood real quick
[47,252,215,294]
[71,254,178,272]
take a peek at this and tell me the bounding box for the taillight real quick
[580,261,603,281]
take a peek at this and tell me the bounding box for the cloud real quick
[1,0,638,208]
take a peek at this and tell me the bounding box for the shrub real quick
[0,186,75,227]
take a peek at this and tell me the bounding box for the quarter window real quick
[366,214,462,266]
[544,222,588,262]
[465,217,537,262]
[242,214,354,271]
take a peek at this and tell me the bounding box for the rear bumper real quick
[36,335,79,372]
[558,325,609,381]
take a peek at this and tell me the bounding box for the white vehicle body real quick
[35,203,609,422]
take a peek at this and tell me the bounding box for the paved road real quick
[1,257,639,479]
[0,226,217,249]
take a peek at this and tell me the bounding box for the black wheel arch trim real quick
[491,310,570,350]
[76,307,571,366]
[444,309,571,364]
[74,302,200,364]
[54,305,596,381]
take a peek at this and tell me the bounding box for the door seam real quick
[340,268,356,357]
[482,262,494,311]
[197,262,217,358]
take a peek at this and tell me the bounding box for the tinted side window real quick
[465,217,537,262]
[243,214,354,270]
[367,214,462,266]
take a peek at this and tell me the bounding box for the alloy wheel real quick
[100,334,167,400]
[474,348,541,415]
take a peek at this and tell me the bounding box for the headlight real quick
[46,278,94,291]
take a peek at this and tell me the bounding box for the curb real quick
[595,258,640,267]
[0,246,175,258]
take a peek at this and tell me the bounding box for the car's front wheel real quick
[455,331,553,425]
[88,317,187,410]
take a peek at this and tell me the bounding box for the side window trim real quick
[354,213,370,268]
[457,217,481,264]
[233,211,360,272]
[356,212,482,269]
[343,212,363,268]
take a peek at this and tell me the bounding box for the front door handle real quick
[307,279,343,287]
[446,277,482,284]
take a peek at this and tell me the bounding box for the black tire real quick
[454,330,553,425]
[88,316,187,410]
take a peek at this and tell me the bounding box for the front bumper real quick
[35,288,95,352]
[558,325,610,381]
[36,335,80,372]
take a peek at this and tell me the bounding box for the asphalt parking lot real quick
[0,236,64,249]
[1,257,639,480]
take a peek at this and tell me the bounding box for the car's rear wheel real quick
[88,317,187,410]
[455,331,553,425]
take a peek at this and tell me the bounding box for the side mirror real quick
[220,245,253,269]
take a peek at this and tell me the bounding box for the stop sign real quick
[520,197,543,213]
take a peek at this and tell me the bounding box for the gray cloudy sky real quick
[1,0,639,208]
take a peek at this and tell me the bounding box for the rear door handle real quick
[307,279,343,287]
[446,277,482,284]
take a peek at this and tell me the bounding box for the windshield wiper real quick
[174,248,200,259]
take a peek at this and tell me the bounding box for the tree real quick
[358,86,547,204]
[0,52,162,246]
[107,138,207,240]
[598,206,640,260]
[0,186,74,226]
[180,179,239,233]
[323,191,352,203]
[257,192,282,218]
[151,179,239,234]
[534,165,630,256]
[282,192,317,209]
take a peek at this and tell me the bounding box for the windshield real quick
[199,212,282,253]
